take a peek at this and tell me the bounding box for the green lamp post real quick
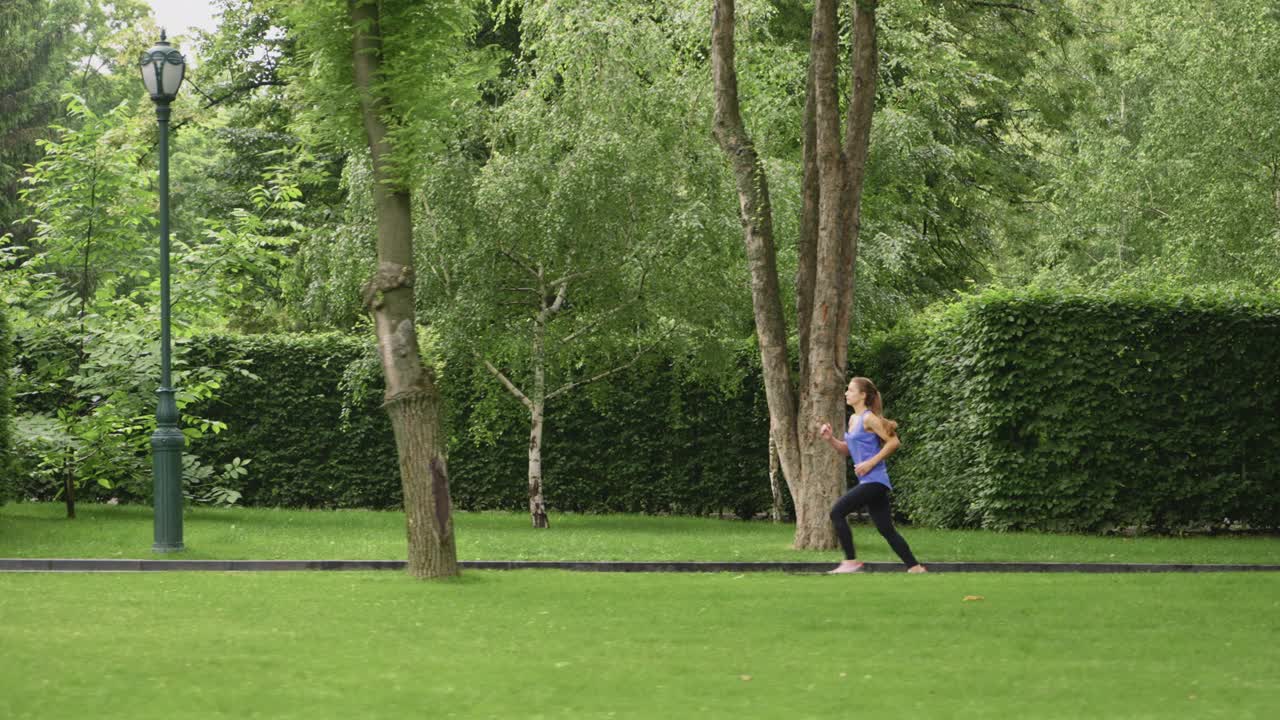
[139,31,186,552]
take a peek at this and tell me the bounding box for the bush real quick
[183,333,780,517]
[183,333,402,508]
[864,287,1280,533]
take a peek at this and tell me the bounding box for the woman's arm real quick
[853,414,901,476]
[818,423,851,457]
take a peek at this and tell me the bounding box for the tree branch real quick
[498,247,539,278]
[546,281,568,315]
[483,359,534,411]
[547,268,594,287]
[560,299,637,345]
[545,325,676,401]
[172,79,288,134]
[143,78,290,160]
[964,1,1036,14]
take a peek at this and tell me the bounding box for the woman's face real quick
[845,380,864,408]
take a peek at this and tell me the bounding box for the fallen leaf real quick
[963,595,985,602]
[740,675,752,682]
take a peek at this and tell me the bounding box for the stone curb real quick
[2,558,1279,573]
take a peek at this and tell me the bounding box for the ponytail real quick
[852,377,898,436]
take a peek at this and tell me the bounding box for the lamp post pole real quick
[140,31,186,553]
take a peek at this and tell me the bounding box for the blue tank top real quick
[844,410,891,488]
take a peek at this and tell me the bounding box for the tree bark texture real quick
[711,0,802,494]
[768,429,783,523]
[527,283,551,528]
[351,0,458,579]
[713,0,879,549]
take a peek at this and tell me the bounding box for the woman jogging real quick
[818,377,926,574]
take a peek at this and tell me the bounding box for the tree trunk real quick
[387,390,457,578]
[63,455,76,520]
[796,38,820,391]
[768,429,783,522]
[528,400,549,529]
[711,0,801,497]
[529,298,550,529]
[836,0,879,372]
[713,0,879,550]
[351,0,457,579]
[794,0,847,550]
[1271,161,1279,223]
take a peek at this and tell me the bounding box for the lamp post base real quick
[152,387,185,553]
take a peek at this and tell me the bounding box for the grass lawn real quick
[2,570,1277,719]
[2,502,1279,564]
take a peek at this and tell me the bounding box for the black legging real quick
[829,482,919,567]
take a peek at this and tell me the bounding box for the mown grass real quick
[2,502,1278,564]
[2,570,1277,719]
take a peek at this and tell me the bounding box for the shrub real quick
[183,333,780,518]
[864,287,1280,533]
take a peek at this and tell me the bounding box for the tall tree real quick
[284,0,497,578]
[351,0,455,577]
[711,0,879,549]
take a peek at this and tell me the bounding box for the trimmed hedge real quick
[863,287,1280,533]
[183,334,402,508]
[0,306,12,502]
[185,333,780,518]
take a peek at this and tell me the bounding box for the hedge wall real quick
[863,287,1280,533]
[185,333,779,517]
[0,306,12,502]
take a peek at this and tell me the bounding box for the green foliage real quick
[0,0,153,244]
[282,154,377,330]
[445,354,776,518]
[999,0,1280,288]
[854,0,1081,325]
[280,0,500,185]
[415,0,752,477]
[179,332,778,517]
[864,287,1280,533]
[20,96,153,292]
[181,333,401,508]
[7,326,241,506]
[4,97,251,508]
[177,169,305,331]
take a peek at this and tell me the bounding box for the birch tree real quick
[417,0,745,528]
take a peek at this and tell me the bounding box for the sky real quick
[145,0,220,39]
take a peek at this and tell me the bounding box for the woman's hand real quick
[853,460,875,477]
[819,423,833,440]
